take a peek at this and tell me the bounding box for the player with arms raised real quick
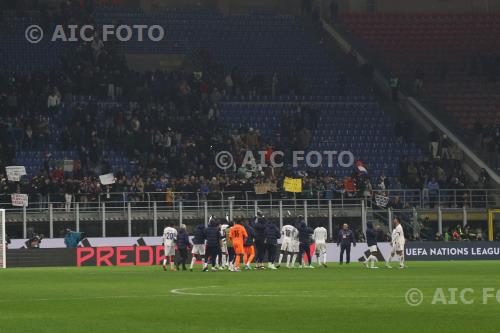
[386,217,406,269]
[162,222,178,271]
[313,226,328,268]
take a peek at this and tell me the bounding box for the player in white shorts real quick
[190,224,207,271]
[289,230,300,268]
[277,224,298,268]
[219,223,229,270]
[364,222,379,269]
[386,217,406,269]
[313,226,328,267]
[162,223,178,271]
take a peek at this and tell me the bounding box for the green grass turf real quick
[1,261,499,333]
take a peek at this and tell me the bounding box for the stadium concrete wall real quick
[336,0,497,12]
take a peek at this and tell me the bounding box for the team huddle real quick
[161,212,328,272]
[161,214,406,271]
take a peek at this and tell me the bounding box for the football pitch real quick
[1,262,499,333]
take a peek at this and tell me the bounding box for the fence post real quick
[127,202,132,237]
[328,200,333,239]
[49,203,53,238]
[254,200,258,217]
[245,192,249,216]
[179,201,183,227]
[204,201,208,227]
[270,193,273,216]
[153,201,158,236]
[293,192,297,214]
[463,205,467,227]
[221,192,225,215]
[388,207,393,234]
[304,200,308,225]
[22,205,27,238]
[279,200,283,229]
[412,207,418,235]
[361,200,367,235]
[76,203,80,233]
[102,202,106,238]
[229,197,234,222]
[438,206,443,236]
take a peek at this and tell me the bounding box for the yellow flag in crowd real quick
[284,177,302,193]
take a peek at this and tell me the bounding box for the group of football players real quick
[161,213,406,271]
[161,212,328,272]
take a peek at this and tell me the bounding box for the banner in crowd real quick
[254,182,278,195]
[374,194,389,208]
[63,159,74,172]
[99,173,115,185]
[5,166,26,181]
[284,177,302,193]
[11,193,29,207]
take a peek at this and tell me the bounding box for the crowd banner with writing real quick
[11,193,29,207]
[254,182,270,195]
[63,159,74,172]
[284,177,302,193]
[5,166,26,181]
[99,173,115,185]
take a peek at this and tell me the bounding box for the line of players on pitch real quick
[161,213,406,272]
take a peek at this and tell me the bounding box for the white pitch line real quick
[0,294,166,303]
[170,286,279,297]
[169,286,329,298]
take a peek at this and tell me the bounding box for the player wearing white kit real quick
[163,223,178,271]
[289,227,300,268]
[219,223,229,270]
[386,217,406,269]
[277,224,298,268]
[313,226,328,268]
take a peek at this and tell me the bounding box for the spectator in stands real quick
[428,130,440,158]
[427,177,440,208]
[413,67,424,96]
[64,179,74,212]
[47,87,61,112]
[440,135,451,159]
[389,74,399,102]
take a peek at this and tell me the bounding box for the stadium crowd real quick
[0,1,487,210]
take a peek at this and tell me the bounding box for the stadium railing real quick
[1,189,498,241]
[0,188,497,212]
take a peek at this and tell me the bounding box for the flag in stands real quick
[356,160,368,174]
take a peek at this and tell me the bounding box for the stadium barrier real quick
[1,188,498,212]
[5,241,499,268]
